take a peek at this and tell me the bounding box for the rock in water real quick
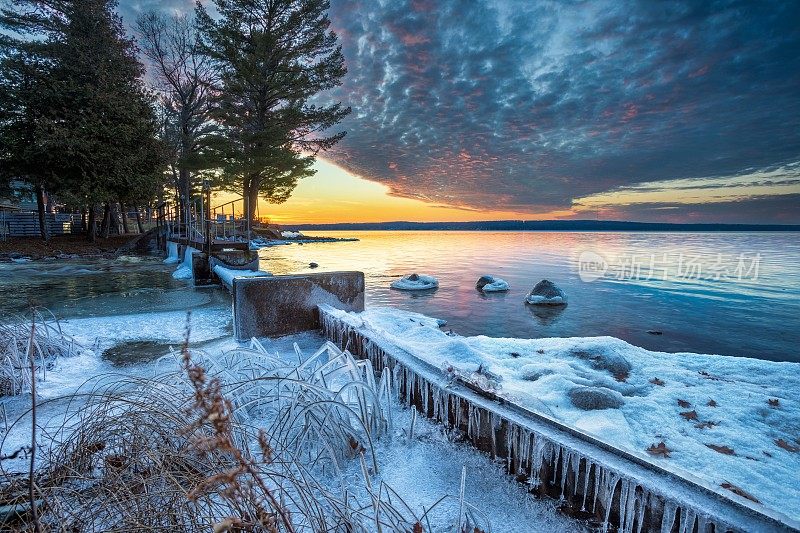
[391,273,439,290]
[476,275,510,292]
[525,279,567,305]
[309,262,319,268]
[568,387,624,410]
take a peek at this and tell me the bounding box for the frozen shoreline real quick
[323,306,800,521]
[0,308,583,532]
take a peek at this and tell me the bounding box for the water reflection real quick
[259,231,800,361]
[526,304,566,326]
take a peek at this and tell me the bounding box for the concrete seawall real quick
[232,272,364,340]
[319,305,799,533]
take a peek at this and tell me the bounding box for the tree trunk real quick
[179,166,191,225]
[101,203,111,239]
[245,175,260,238]
[135,207,144,234]
[35,184,49,242]
[80,207,87,233]
[87,205,97,243]
[119,202,130,234]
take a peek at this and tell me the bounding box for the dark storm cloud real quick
[321,0,800,218]
[118,0,800,221]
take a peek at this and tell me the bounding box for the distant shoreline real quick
[289,220,800,232]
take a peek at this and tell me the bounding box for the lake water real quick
[259,231,800,362]
[2,231,798,362]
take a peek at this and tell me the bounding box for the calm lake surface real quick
[2,231,798,362]
[260,231,800,362]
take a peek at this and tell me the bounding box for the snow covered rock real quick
[476,275,509,292]
[281,230,303,239]
[525,279,567,305]
[569,387,625,410]
[390,273,439,290]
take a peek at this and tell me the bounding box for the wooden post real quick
[203,180,212,256]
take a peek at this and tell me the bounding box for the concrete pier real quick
[232,272,364,340]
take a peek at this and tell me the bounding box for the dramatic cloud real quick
[120,0,800,222]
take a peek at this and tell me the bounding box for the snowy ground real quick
[0,309,583,532]
[324,306,800,521]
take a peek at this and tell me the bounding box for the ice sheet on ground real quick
[1,312,581,532]
[324,306,800,519]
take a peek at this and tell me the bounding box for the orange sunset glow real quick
[215,158,573,225]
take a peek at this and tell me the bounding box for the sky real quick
[118,0,800,224]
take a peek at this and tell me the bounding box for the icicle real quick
[678,508,696,533]
[551,445,561,484]
[601,472,620,533]
[592,465,602,513]
[572,453,581,497]
[660,501,677,533]
[560,449,571,499]
[581,460,592,511]
[635,490,647,533]
[621,480,638,533]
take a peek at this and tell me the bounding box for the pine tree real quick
[0,0,166,242]
[197,0,350,229]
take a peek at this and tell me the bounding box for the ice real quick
[281,230,304,238]
[476,274,510,292]
[321,305,800,521]
[212,264,272,288]
[163,240,180,264]
[390,273,439,290]
[172,246,199,279]
[1,308,583,532]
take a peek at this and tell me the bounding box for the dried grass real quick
[0,310,79,397]
[1,324,490,532]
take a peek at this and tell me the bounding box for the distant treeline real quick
[291,220,800,232]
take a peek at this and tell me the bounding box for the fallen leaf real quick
[706,444,735,455]
[721,482,760,503]
[768,398,780,408]
[649,377,665,386]
[413,523,423,533]
[680,410,698,421]
[646,441,671,458]
[614,371,629,382]
[707,399,718,407]
[677,399,691,408]
[774,439,799,452]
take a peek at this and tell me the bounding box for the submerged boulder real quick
[525,279,567,305]
[390,273,439,290]
[568,387,624,411]
[476,275,510,292]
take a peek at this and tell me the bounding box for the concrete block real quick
[233,271,364,340]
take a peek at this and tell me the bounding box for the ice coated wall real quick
[232,272,365,340]
[319,306,800,533]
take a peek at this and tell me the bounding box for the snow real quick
[172,246,199,280]
[477,274,509,292]
[391,273,439,291]
[0,309,582,532]
[163,240,180,264]
[322,306,800,520]
[281,230,304,238]
[212,264,272,287]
